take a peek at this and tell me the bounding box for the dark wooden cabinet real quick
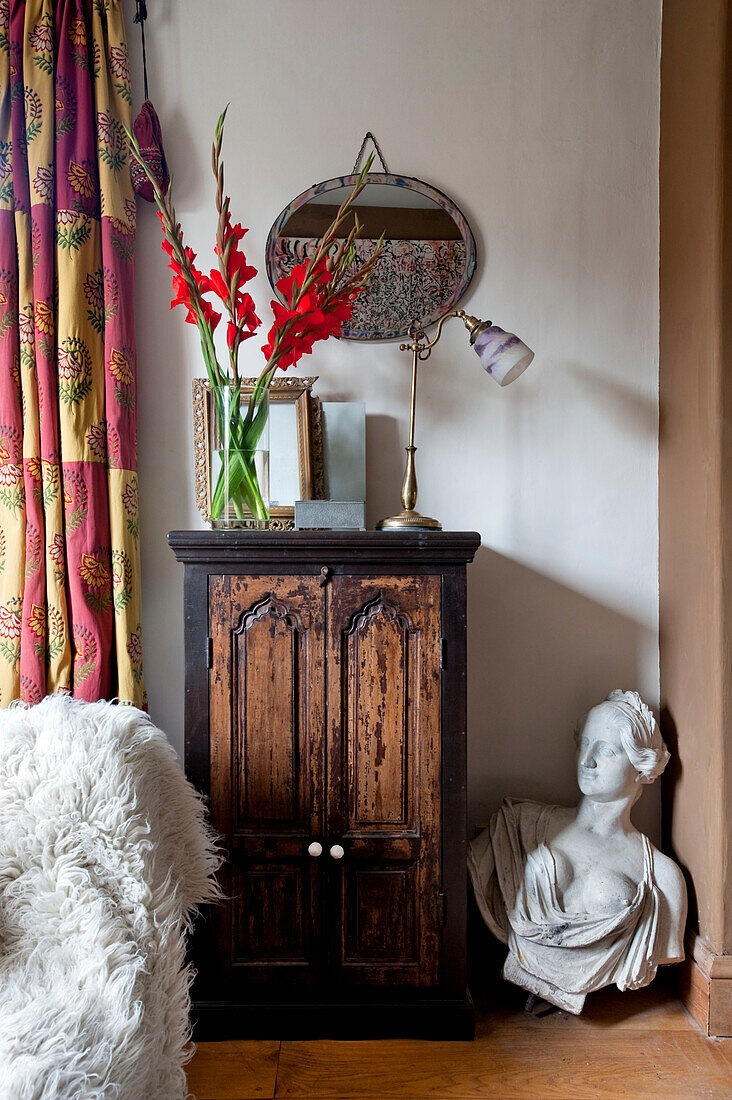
[169,530,480,1039]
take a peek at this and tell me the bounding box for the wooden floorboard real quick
[275,1031,731,1098]
[187,985,732,1100]
[186,1039,280,1100]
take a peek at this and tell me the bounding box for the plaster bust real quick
[468,690,687,1013]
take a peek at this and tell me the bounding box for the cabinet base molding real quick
[677,932,732,1036]
[191,993,475,1041]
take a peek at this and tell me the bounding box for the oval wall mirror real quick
[265,173,477,341]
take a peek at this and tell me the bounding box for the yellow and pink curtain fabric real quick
[0,0,145,706]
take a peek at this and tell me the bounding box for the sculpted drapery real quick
[0,0,145,706]
[468,798,665,1013]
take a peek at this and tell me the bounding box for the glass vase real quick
[209,384,270,529]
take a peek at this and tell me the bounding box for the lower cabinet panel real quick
[234,863,309,965]
[344,863,418,965]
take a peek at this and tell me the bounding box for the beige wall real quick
[660,0,732,957]
[126,0,662,836]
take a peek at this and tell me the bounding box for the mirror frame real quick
[265,172,477,341]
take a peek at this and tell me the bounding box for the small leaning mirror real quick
[265,165,476,341]
[193,377,324,530]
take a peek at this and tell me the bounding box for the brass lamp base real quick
[376,509,442,530]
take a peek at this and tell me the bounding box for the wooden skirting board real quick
[677,932,732,1036]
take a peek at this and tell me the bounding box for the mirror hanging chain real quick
[352,132,390,175]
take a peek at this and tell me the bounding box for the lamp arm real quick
[417,309,491,354]
[419,310,464,352]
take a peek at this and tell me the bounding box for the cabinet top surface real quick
[168,529,481,566]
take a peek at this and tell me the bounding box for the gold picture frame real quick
[192,376,324,529]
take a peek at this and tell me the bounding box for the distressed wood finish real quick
[327,577,442,988]
[208,575,325,992]
[169,530,480,1039]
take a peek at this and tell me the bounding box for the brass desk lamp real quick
[377,309,534,530]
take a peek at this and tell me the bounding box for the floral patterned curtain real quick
[0,0,145,706]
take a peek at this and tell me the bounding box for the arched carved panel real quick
[344,592,417,828]
[233,592,307,826]
[345,591,416,637]
[235,592,306,635]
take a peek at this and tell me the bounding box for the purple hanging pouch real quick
[131,100,169,202]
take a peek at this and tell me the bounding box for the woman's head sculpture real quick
[469,687,686,1014]
[576,690,670,803]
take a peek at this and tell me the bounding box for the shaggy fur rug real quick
[0,695,221,1100]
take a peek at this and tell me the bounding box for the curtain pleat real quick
[0,0,144,707]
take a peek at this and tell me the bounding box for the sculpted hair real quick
[576,690,670,784]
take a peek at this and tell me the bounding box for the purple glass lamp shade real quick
[473,325,534,386]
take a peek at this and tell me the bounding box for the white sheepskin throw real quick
[0,695,221,1100]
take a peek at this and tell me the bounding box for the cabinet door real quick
[326,576,442,988]
[208,575,326,993]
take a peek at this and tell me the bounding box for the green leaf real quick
[59,373,92,407]
[114,585,132,613]
[114,385,135,411]
[0,487,23,514]
[0,311,18,338]
[112,234,135,263]
[114,81,132,105]
[58,220,92,254]
[99,146,126,174]
[66,503,87,533]
[26,119,42,144]
[0,639,20,669]
[33,54,53,76]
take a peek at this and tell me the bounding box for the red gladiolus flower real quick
[227,248,257,286]
[226,293,260,348]
[276,263,310,307]
[199,298,221,332]
[261,275,357,370]
[227,219,247,243]
[270,300,298,327]
[214,216,257,289]
[207,268,229,303]
[237,292,260,328]
[227,320,255,348]
[170,273,190,310]
[216,214,247,246]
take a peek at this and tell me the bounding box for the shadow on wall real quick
[364,413,403,528]
[468,546,659,841]
[561,361,658,441]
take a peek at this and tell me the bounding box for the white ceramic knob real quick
[329,843,345,860]
[308,841,323,858]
